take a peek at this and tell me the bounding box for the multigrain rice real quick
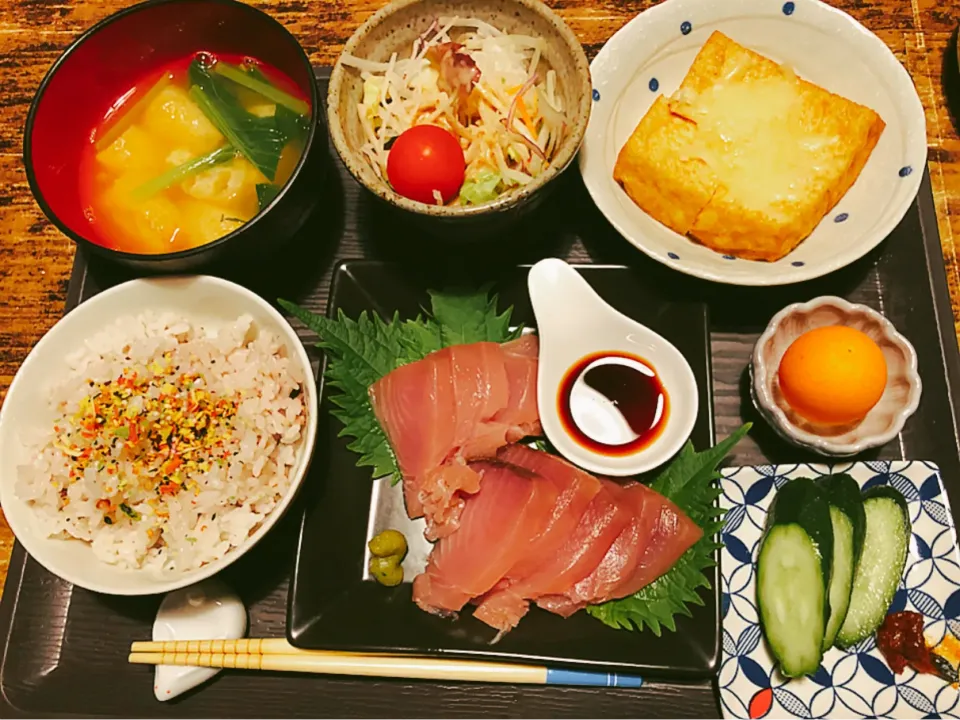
[15,311,306,572]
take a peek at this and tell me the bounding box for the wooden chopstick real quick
[132,638,308,655]
[128,639,644,687]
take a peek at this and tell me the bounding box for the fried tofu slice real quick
[613,31,886,262]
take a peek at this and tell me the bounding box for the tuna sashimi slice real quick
[417,461,483,539]
[449,343,510,449]
[368,347,456,518]
[369,338,541,540]
[472,455,630,633]
[494,445,601,580]
[611,494,704,599]
[494,335,540,429]
[496,450,629,594]
[535,482,660,617]
[471,446,601,631]
[413,460,559,615]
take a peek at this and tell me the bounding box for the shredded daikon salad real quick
[341,16,567,206]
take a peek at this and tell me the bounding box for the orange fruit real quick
[777,325,887,425]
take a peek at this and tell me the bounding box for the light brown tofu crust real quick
[613,31,886,262]
[613,96,719,236]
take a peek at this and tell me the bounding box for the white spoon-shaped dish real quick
[528,259,699,476]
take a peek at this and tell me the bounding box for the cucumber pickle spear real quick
[757,478,833,678]
[836,486,911,649]
[817,473,866,651]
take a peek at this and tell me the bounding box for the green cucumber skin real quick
[834,485,911,649]
[818,473,866,566]
[757,478,834,676]
[764,477,834,621]
[817,473,867,650]
[822,507,855,650]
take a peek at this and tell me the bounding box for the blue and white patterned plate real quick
[719,462,960,719]
[579,0,926,286]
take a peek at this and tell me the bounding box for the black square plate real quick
[287,260,717,678]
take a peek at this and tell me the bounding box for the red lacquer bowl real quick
[24,0,324,273]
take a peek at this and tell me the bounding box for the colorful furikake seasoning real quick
[54,351,240,520]
[19,311,307,573]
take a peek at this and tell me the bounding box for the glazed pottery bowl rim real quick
[326,0,592,219]
[22,0,322,264]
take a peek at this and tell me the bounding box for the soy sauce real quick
[558,351,668,456]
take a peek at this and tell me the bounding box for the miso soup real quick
[79,52,311,255]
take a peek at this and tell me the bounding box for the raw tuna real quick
[416,447,704,635]
[536,483,702,617]
[412,460,559,615]
[472,447,620,632]
[474,445,602,630]
[609,493,704,598]
[369,336,540,540]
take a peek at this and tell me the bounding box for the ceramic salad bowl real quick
[326,0,592,237]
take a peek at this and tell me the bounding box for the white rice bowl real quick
[0,276,318,596]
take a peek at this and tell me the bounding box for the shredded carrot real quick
[516,95,536,135]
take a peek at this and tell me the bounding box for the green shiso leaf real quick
[428,284,521,344]
[585,424,751,634]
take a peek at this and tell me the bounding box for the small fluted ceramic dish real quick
[327,0,591,239]
[751,296,922,456]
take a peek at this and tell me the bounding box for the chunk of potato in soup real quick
[142,84,224,156]
[80,53,310,255]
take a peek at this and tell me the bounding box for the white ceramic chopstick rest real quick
[152,578,246,701]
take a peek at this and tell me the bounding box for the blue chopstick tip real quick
[545,668,644,688]
[611,673,644,689]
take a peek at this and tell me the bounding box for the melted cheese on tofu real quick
[674,73,841,217]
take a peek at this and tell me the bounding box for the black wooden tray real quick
[1,68,960,719]
[288,262,718,677]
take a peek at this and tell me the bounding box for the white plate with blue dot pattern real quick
[718,462,960,719]
[579,0,927,286]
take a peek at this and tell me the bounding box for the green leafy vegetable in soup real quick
[81,52,310,255]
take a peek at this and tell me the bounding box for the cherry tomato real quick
[386,125,465,205]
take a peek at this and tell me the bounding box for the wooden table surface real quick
[0,0,957,598]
